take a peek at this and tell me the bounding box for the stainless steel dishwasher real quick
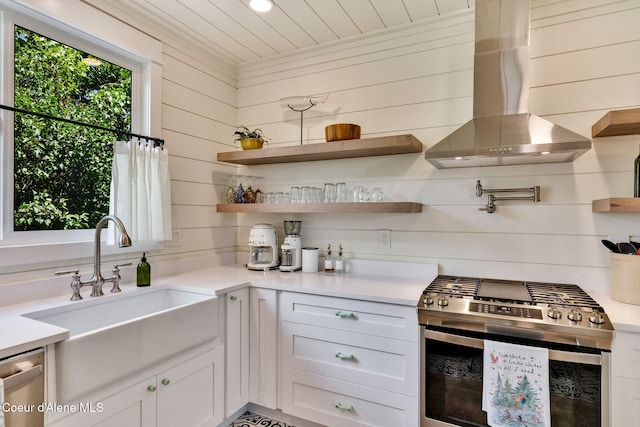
[1,348,44,427]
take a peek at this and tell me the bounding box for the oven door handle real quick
[425,329,603,366]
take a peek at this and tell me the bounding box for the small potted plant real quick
[234,125,269,150]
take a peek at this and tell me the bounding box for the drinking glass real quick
[265,192,275,204]
[372,187,384,202]
[301,186,313,203]
[291,186,301,203]
[336,182,348,203]
[323,183,336,203]
[353,185,366,202]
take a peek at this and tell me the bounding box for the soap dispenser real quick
[137,252,151,287]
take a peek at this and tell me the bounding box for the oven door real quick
[421,327,610,427]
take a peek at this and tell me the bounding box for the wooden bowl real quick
[325,124,361,142]
[239,138,264,150]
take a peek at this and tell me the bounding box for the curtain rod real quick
[0,104,164,147]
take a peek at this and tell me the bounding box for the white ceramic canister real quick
[302,247,319,272]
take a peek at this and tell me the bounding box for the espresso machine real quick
[280,220,302,272]
[247,223,279,270]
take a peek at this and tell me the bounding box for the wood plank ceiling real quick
[82,0,474,65]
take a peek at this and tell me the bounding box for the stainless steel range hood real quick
[424,0,591,169]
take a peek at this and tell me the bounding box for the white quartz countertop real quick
[3,260,640,360]
[0,261,434,359]
[153,264,431,306]
[589,291,640,334]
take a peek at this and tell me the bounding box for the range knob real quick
[547,306,562,320]
[423,296,434,306]
[438,296,449,307]
[589,311,606,325]
[567,310,583,322]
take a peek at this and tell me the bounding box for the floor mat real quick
[231,411,296,427]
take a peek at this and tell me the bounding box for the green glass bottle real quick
[137,252,151,287]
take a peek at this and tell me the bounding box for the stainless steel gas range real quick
[418,275,614,427]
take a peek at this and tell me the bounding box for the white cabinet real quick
[156,346,224,427]
[279,292,419,427]
[48,345,224,427]
[611,330,640,426]
[225,288,250,416]
[249,287,278,409]
[47,376,157,427]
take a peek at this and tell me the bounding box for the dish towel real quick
[483,340,551,427]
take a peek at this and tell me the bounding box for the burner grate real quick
[526,282,603,311]
[424,275,605,312]
[424,275,478,298]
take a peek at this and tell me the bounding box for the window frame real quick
[0,0,162,269]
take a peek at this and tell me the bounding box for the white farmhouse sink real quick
[23,286,219,403]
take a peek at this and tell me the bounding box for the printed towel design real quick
[483,340,550,427]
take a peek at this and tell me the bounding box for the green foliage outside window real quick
[13,26,132,231]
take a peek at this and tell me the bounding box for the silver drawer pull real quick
[335,311,355,319]
[335,402,354,412]
[335,352,355,361]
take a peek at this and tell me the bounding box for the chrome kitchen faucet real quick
[55,215,132,300]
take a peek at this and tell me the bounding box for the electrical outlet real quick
[166,229,182,247]
[378,229,391,249]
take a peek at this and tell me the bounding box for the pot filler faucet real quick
[55,215,132,301]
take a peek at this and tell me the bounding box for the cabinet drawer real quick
[281,368,418,427]
[279,292,418,341]
[281,321,418,396]
[612,331,640,379]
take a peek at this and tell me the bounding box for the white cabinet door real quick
[48,377,156,427]
[156,346,224,427]
[611,330,640,426]
[50,346,224,427]
[225,288,250,416]
[249,287,278,409]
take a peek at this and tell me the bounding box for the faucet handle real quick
[110,263,132,293]
[55,269,80,276]
[55,269,83,301]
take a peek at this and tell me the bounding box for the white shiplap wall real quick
[228,0,640,290]
[159,44,241,264]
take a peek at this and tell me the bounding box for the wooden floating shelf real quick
[216,202,423,214]
[217,134,423,165]
[592,198,640,212]
[592,108,640,137]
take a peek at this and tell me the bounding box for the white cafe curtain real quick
[107,140,172,244]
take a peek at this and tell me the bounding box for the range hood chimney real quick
[424,0,591,169]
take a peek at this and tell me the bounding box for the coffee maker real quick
[280,220,302,272]
[247,223,279,270]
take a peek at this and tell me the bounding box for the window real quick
[13,26,133,231]
[0,0,162,270]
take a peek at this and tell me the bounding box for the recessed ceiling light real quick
[250,0,273,13]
